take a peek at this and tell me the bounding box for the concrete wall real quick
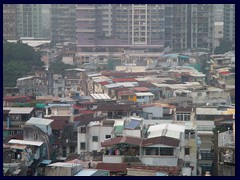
[45,166,81,176]
[78,125,113,153]
[143,106,163,119]
[103,155,124,163]
[140,156,178,166]
[122,129,141,137]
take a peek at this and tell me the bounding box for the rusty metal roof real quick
[101,136,143,147]
[142,136,180,147]
[96,163,128,172]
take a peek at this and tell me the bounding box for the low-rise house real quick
[17,76,49,96]
[3,107,35,140]
[45,162,83,176]
[64,68,85,95]
[135,92,154,104]
[77,119,114,154]
[195,106,235,175]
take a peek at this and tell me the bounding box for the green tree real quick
[3,41,44,87]
[49,60,77,75]
[214,39,233,54]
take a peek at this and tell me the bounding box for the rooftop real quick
[8,139,43,146]
[3,107,34,114]
[26,117,53,126]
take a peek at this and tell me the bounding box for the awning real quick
[41,159,52,165]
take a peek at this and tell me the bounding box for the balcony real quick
[140,155,178,166]
[103,155,140,163]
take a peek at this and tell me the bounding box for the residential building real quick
[214,22,224,49]
[16,4,42,38]
[223,4,235,42]
[3,107,35,140]
[77,120,114,154]
[53,74,65,98]
[171,4,214,53]
[216,128,235,176]
[64,68,85,96]
[45,162,82,176]
[50,4,77,44]
[3,4,17,40]
[213,4,224,22]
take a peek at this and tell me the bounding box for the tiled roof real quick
[101,136,143,147]
[96,163,128,172]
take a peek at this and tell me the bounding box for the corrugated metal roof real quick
[142,136,180,147]
[26,117,53,126]
[112,78,136,82]
[101,136,143,147]
[87,74,102,77]
[196,108,223,115]
[91,94,111,100]
[8,139,43,146]
[65,68,85,72]
[104,84,122,89]
[113,126,124,134]
[133,87,150,92]
[3,107,34,114]
[47,162,81,168]
[135,92,154,96]
[148,124,185,139]
[17,76,34,81]
[74,169,98,176]
[116,82,138,87]
[96,163,128,172]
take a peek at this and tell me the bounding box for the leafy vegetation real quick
[3,41,44,87]
[49,60,77,75]
[214,39,234,54]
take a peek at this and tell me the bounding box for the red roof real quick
[133,87,150,92]
[45,116,70,121]
[96,163,128,172]
[142,136,180,147]
[118,90,135,96]
[112,78,136,82]
[80,110,95,115]
[219,71,231,76]
[3,96,28,101]
[99,81,110,86]
[101,136,143,147]
[51,120,66,130]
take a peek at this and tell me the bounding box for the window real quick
[185,148,190,155]
[33,134,38,140]
[70,146,75,153]
[200,150,213,160]
[160,147,174,156]
[105,135,111,139]
[92,136,98,142]
[80,127,86,133]
[80,143,86,150]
